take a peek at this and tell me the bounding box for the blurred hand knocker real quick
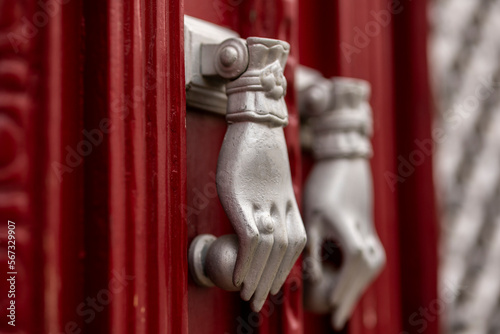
[296,67,386,330]
[189,37,306,312]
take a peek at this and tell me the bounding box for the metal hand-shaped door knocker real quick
[297,66,386,330]
[185,16,306,313]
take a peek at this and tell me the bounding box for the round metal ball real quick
[188,234,216,287]
[215,38,248,79]
[219,46,238,67]
[205,234,240,291]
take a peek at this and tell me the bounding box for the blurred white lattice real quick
[429,0,500,333]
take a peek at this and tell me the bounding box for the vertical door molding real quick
[84,0,187,333]
[107,0,188,333]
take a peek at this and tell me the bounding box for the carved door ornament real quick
[185,16,306,313]
[297,66,386,330]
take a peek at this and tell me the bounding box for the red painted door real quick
[0,0,437,333]
[184,2,304,333]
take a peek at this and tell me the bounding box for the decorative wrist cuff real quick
[225,38,290,127]
[298,72,373,159]
[311,129,372,159]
